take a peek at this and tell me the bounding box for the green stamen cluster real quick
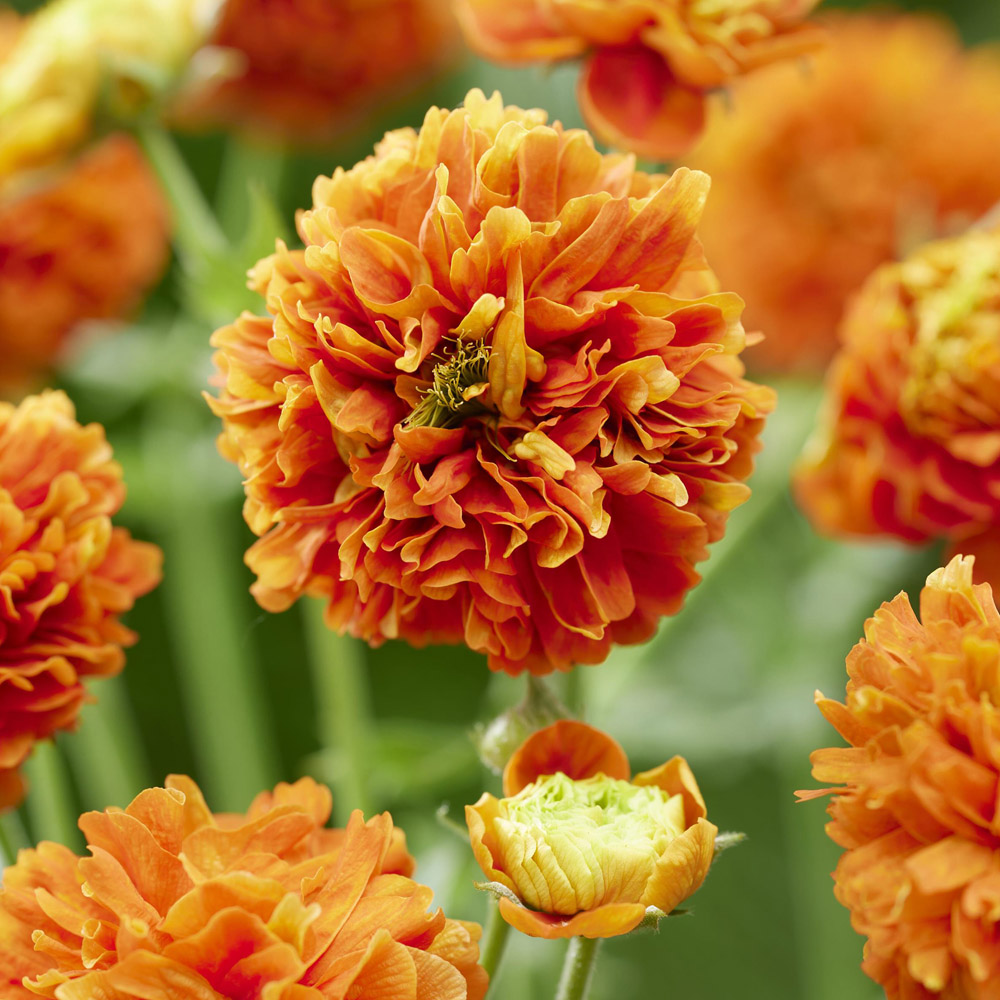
[406,337,491,429]
[493,772,685,915]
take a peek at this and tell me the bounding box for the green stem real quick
[555,937,602,1000]
[0,810,29,866]
[65,675,152,811]
[480,901,512,991]
[215,137,288,242]
[135,120,228,266]
[301,597,373,824]
[146,399,280,811]
[21,741,82,851]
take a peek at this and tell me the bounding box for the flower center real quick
[493,772,685,915]
[899,234,1000,448]
[406,337,492,429]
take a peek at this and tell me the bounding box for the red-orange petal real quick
[578,46,706,162]
[496,897,647,939]
[502,720,631,796]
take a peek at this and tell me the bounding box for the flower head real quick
[0,134,169,391]
[686,13,1000,371]
[0,774,487,998]
[454,0,822,159]
[179,0,457,138]
[0,391,161,810]
[466,720,718,938]
[794,225,1000,547]
[208,89,773,675]
[799,556,1000,999]
[0,0,220,180]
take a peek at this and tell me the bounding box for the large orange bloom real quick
[800,556,1000,999]
[0,134,169,392]
[180,0,457,137]
[686,13,1000,372]
[467,720,718,939]
[0,391,161,810]
[794,226,1000,554]
[208,89,774,675]
[454,0,821,160]
[0,775,487,999]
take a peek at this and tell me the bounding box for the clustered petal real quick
[209,88,773,675]
[467,720,718,938]
[0,775,487,999]
[454,0,822,159]
[0,134,169,391]
[687,13,1000,371]
[0,391,161,810]
[794,225,1000,557]
[178,0,458,137]
[800,556,1000,999]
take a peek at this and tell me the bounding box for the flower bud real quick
[467,720,718,938]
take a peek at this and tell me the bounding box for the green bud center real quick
[493,772,685,915]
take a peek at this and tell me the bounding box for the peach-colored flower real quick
[799,556,1000,1000]
[0,134,169,392]
[0,391,161,811]
[686,13,1000,372]
[0,775,487,999]
[454,0,822,160]
[179,0,458,137]
[794,225,1000,550]
[466,720,718,938]
[208,89,774,675]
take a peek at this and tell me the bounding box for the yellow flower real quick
[466,721,717,938]
[0,0,221,181]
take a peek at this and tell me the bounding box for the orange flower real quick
[454,0,821,159]
[794,226,1000,549]
[208,89,774,675]
[179,0,458,137]
[799,556,1000,999]
[0,775,488,999]
[466,720,718,939]
[686,13,1000,372]
[0,134,169,392]
[0,391,161,811]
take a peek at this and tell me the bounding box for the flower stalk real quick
[555,937,602,1000]
[479,900,512,991]
[302,597,374,824]
[134,119,228,267]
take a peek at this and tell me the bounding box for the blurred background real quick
[3,0,998,997]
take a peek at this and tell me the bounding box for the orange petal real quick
[632,755,707,824]
[502,720,631,796]
[497,897,646,939]
[640,817,717,913]
[578,46,706,161]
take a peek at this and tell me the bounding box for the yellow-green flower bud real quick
[0,0,221,181]
[467,720,720,939]
[493,772,687,915]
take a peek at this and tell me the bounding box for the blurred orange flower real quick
[687,13,1000,372]
[799,556,1000,999]
[0,134,169,392]
[466,720,718,938]
[454,0,821,159]
[209,89,773,675]
[181,0,457,137]
[0,391,161,810]
[0,775,487,998]
[794,226,1000,554]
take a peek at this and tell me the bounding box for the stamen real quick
[406,338,492,429]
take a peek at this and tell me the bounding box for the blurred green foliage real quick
[4,0,996,997]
